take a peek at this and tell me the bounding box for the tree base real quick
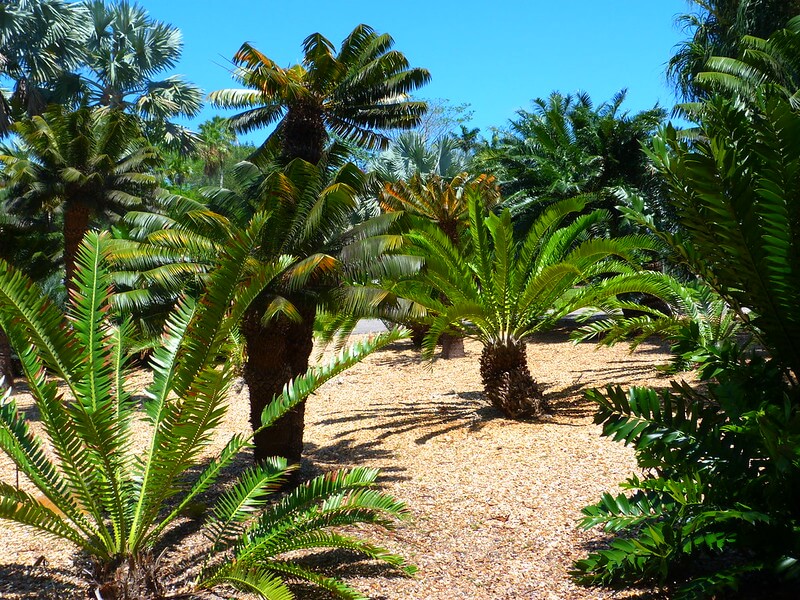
[93,555,162,600]
[479,340,546,419]
[440,334,465,359]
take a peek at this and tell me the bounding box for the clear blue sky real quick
[145,0,690,139]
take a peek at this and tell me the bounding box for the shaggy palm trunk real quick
[63,199,92,289]
[282,101,326,165]
[0,327,13,389]
[479,339,545,419]
[241,304,316,463]
[94,554,162,600]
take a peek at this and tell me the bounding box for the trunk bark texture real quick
[63,199,92,290]
[282,101,326,165]
[0,327,13,389]
[479,339,545,419]
[440,333,465,359]
[94,554,162,600]
[241,303,316,463]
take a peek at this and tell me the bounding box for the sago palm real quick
[110,156,412,462]
[209,23,430,163]
[0,230,413,599]
[0,104,158,285]
[395,193,665,418]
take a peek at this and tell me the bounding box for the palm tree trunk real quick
[63,199,92,289]
[479,339,545,419]
[0,327,13,389]
[241,303,316,464]
[282,101,327,165]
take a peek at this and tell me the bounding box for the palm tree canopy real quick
[0,0,89,130]
[80,0,203,151]
[668,0,800,99]
[397,193,666,355]
[209,24,430,163]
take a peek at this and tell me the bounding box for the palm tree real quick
[110,155,411,462]
[0,104,158,285]
[476,91,666,235]
[395,192,665,418]
[0,0,89,132]
[668,0,800,100]
[379,172,501,355]
[0,229,412,600]
[691,15,800,102]
[198,116,237,187]
[370,131,471,183]
[80,0,202,151]
[209,23,430,164]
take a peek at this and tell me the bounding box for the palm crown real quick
[209,24,430,163]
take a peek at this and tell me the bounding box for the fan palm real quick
[80,0,202,151]
[0,0,88,133]
[0,229,412,599]
[396,193,665,418]
[370,131,470,183]
[0,104,158,285]
[209,23,430,164]
[110,155,412,462]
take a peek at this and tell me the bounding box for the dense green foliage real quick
[0,231,412,599]
[573,91,800,597]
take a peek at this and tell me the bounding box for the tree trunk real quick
[479,339,546,419]
[63,199,92,290]
[241,303,316,464]
[440,333,465,358]
[282,101,327,165]
[0,327,13,389]
[94,554,162,600]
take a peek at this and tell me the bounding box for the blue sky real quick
[146,0,690,139]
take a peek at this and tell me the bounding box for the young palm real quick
[0,104,158,285]
[0,229,412,599]
[209,24,430,164]
[397,193,665,418]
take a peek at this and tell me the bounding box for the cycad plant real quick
[394,192,664,418]
[109,155,413,463]
[573,92,800,597]
[0,230,413,599]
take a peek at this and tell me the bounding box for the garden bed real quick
[0,329,682,599]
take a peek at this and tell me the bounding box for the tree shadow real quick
[0,563,81,600]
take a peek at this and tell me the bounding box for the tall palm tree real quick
[209,24,430,164]
[0,0,89,132]
[370,131,470,183]
[80,0,202,151]
[110,155,411,462]
[0,104,158,285]
[668,0,800,100]
[394,193,665,418]
[198,116,237,187]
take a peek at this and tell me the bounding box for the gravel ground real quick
[0,328,684,599]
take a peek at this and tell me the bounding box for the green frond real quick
[260,328,407,429]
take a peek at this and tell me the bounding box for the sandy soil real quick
[0,328,685,599]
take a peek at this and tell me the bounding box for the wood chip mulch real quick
[0,328,689,599]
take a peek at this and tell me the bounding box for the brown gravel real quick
[0,328,688,599]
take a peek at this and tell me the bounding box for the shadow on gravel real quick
[0,564,78,600]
